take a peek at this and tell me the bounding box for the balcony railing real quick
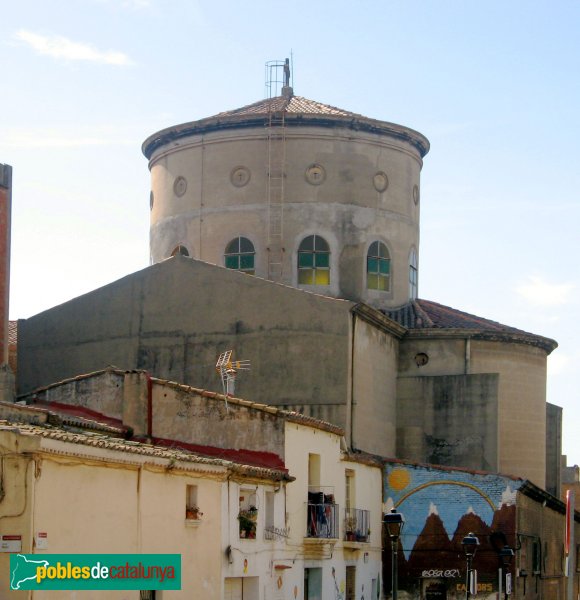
[344,507,370,543]
[306,502,338,539]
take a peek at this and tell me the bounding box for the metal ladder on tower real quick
[267,107,286,282]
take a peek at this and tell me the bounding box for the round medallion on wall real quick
[373,171,389,193]
[173,176,187,197]
[413,184,420,205]
[305,163,326,186]
[230,166,251,187]
[149,190,154,210]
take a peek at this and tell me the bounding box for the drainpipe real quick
[145,371,153,440]
[347,312,356,450]
[465,338,471,375]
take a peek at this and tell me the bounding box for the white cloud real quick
[515,276,576,307]
[14,30,134,66]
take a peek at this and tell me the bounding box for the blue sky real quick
[1,1,579,464]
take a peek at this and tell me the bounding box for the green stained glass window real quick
[367,241,390,291]
[298,235,330,286]
[225,237,255,275]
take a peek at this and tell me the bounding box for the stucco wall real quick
[470,340,547,487]
[283,422,383,600]
[148,124,423,309]
[18,257,352,415]
[352,315,398,457]
[396,373,499,471]
[397,335,549,486]
[0,431,226,600]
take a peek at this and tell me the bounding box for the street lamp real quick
[499,546,514,600]
[462,532,480,600]
[384,508,405,600]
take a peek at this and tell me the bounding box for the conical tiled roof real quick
[383,299,557,353]
[214,94,364,118]
[143,93,429,159]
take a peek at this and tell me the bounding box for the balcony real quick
[306,488,338,539]
[344,508,370,543]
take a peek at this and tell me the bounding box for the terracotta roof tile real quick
[383,299,557,353]
[0,419,292,481]
[214,95,361,118]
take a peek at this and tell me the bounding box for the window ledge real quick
[185,518,202,527]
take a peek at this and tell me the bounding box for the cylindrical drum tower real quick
[142,88,429,309]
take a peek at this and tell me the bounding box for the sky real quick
[1,1,579,462]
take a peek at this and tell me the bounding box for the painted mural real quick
[383,461,522,600]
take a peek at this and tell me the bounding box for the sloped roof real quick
[384,299,557,353]
[142,93,429,159]
[0,411,292,481]
[214,94,363,118]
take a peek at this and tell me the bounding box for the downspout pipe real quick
[145,371,153,440]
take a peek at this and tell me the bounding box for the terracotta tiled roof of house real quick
[143,94,429,159]
[0,415,292,482]
[383,299,557,353]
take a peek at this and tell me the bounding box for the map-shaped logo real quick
[10,554,49,590]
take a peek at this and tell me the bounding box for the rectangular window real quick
[185,485,200,519]
[345,469,355,511]
[239,489,258,539]
[308,454,321,489]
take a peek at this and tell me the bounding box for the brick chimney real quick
[0,164,14,401]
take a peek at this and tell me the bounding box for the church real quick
[17,62,559,492]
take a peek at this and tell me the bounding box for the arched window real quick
[367,241,390,291]
[225,237,255,274]
[298,235,330,285]
[171,245,189,257]
[409,249,418,300]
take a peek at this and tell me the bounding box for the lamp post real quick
[499,546,514,600]
[384,508,405,600]
[462,532,480,600]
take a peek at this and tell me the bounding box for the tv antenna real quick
[215,350,251,402]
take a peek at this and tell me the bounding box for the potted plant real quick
[345,516,357,541]
[238,508,257,539]
[185,505,203,520]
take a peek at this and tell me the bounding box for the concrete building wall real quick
[516,492,579,600]
[17,257,353,419]
[546,402,563,497]
[470,340,547,488]
[396,373,499,471]
[352,315,399,457]
[148,124,423,309]
[397,335,549,487]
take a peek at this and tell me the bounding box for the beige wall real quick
[398,335,549,486]
[149,124,423,309]
[352,315,398,457]
[471,340,547,487]
[283,422,383,600]
[0,431,227,600]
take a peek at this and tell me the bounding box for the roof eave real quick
[404,327,558,354]
[142,113,430,160]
